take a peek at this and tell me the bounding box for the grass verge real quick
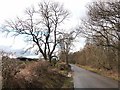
[56,62,74,89]
[62,77,73,88]
[77,64,119,81]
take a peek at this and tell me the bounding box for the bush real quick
[57,62,71,72]
[2,56,26,88]
[2,59,67,89]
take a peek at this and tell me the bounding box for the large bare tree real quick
[2,1,70,62]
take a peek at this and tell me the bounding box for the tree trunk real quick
[42,54,48,61]
[65,52,69,66]
[118,41,120,73]
[48,55,52,63]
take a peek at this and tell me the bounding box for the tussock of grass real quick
[78,64,119,81]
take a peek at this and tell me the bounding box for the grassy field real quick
[2,56,73,89]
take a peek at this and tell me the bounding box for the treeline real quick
[68,1,120,73]
[69,42,119,72]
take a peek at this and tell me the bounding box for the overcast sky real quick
[0,0,93,57]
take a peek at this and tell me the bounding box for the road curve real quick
[70,64,119,88]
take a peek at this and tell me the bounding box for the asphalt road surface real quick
[71,64,119,88]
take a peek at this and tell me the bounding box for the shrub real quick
[2,59,67,89]
[2,56,26,89]
[57,62,71,72]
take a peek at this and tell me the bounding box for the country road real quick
[70,64,119,89]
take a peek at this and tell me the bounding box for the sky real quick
[0,0,93,58]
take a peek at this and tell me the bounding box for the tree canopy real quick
[79,1,120,50]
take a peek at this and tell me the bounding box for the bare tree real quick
[2,1,70,62]
[78,1,120,51]
[76,1,120,72]
[58,30,79,65]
